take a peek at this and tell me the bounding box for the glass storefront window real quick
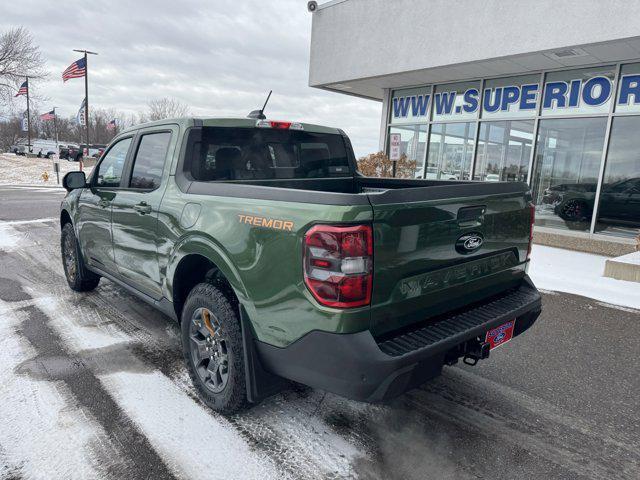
[541,65,615,117]
[388,124,428,178]
[482,74,541,120]
[390,87,431,125]
[594,116,640,237]
[427,122,476,180]
[531,117,607,231]
[615,63,640,114]
[474,120,534,182]
[432,81,481,122]
[383,61,640,239]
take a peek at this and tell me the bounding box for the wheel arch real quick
[167,237,248,322]
[60,209,72,229]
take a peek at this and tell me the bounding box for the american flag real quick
[15,81,28,97]
[106,119,117,131]
[62,57,86,82]
[40,110,55,121]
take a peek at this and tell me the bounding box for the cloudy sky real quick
[1,0,381,157]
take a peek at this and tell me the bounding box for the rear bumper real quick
[256,276,542,402]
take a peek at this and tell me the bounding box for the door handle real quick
[133,202,152,215]
[98,199,110,208]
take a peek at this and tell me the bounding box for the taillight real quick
[527,202,535,259]
[255,119,304,130]
[303,224,373,308]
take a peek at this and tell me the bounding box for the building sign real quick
[432,81,481,122]
[616,73,640,113]
[389,133,402,160]
[390,87,431,124]
[391,73,640,122]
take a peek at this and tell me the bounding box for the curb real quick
[604,252,640,283]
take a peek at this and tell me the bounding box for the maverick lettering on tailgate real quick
[238,214,294,232]
[399,251,519,299]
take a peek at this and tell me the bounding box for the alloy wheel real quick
[189,307,230,393]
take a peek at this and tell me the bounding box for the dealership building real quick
[309,0,640,249]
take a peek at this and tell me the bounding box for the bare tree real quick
[357,151,417,178]
[86,108,136,144]
[141,97,190,122]
[0,115,24,150]
[0,27,46,110]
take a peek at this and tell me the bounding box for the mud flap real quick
[240,306,289,403]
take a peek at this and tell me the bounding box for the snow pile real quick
[529,245,640,310]
[0,153,93,185]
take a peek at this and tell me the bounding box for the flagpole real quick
[25,76,31,154]
[53,107,59,149]
[73,49,97,171]
[83,51,88,171]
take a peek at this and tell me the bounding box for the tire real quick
[181,282,247,414]
[60,223,100,292]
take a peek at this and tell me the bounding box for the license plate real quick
[485,320,515,350]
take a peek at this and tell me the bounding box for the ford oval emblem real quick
[456,232,484,254]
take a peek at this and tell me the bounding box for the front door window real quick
[94,137,132,188]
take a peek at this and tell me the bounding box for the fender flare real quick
[164,232,250,305]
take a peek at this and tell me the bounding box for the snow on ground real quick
[36,295,283,480]
[101,371,281,480]
[611,251,640,266]
[0,153,93,186]
[0,302,104,480]
[529,245,640,310]
[0,223,20,251]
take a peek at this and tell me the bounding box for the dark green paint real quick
[62,118,532,349]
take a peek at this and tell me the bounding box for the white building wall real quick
[310,0,640,91]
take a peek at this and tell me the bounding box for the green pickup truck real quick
[60,117,541,413]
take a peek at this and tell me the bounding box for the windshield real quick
[186,127,351,181]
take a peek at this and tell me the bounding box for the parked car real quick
[59,144,78,160]
[60,117,541,413]
[543,179,640,226]
[9,144,26,156]
[66,145,83,162]
[35,148,57,159]
[67,144,106,161]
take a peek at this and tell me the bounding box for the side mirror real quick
[63,171,87,192]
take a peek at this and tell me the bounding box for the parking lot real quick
[1,184,639,480]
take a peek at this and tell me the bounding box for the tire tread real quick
[181,282,248,414]
[61,223,100,292]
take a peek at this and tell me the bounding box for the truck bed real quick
[184,175,529,204]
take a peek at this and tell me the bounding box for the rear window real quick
[185,127,351,181]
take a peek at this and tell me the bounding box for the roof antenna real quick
[247,90,272,120]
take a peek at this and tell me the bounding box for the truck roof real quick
[120,117,343,135]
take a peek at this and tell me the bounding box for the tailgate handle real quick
[457,205,486,222]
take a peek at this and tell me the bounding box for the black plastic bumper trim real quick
[377,279,541,357]
[255,276,542,403]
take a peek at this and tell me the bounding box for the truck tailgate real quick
[367,181,532,337]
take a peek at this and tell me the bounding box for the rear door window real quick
[186,127,350,181]
[129,132,171,189]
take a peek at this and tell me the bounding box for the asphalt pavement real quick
[0,184,66,221]
[0,185,638,480]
